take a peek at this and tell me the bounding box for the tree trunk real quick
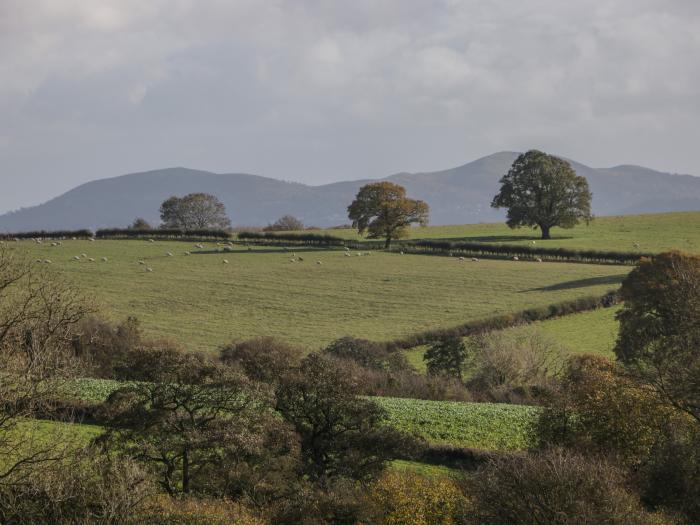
[384,236,392,249]
[540,225,551,240]
[182,448,190,494]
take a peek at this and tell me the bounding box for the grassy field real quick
[17,240,629,351]
[374,396,539,451]
[404,306,620,373]
[312,212,700,253]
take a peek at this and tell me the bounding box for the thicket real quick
[95,228,230,240]
[0,229,93,240]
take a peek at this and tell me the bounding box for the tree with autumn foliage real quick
[347,182,429,248]
[615,251,700,424]
[491,150,592,239]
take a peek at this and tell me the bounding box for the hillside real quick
[1,152,699,231]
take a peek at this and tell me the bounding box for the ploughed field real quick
[18,240,629,351]
[313,212,700,254]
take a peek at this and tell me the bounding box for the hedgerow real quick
[95,228,230,240]
[0,229,93,240]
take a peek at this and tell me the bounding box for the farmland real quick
[374,396,540,451]
[17,240,629,351]
[313,212,700,253]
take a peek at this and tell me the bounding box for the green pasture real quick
[311,212,700,253]
[17,240,629,351]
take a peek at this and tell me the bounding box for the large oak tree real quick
[159,193,231,230]
[491,150,592,239]
[347,182,429,248]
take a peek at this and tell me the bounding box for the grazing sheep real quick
[344,252,351,257]
[138,261,146,265]
[536,257,543,262]
[344,246,350,251]
[195,244,204,249]
[51,242,57,247]
[356,253,362,257]
[531,240,536,245]
[289,258,296,263]
[400,251,404,255]
[298,256,304,261]
[166,252,173,257]
[471,258,479,262]
[88,258,95,262]
[73,256,81,261]
[316,260,322,265]
[459,257,465,261]
[89,238,95,242]
[513,256,519,261]
[101,257,108,262]
[633,242,640,249]
[44,259,52,264]
[36,240,42,244]
[71,237,77,240]
[149,239,155,243]
[81,253,87,258]
[223,259,229,264]
[184,251,191,255]
[146,267,153,272]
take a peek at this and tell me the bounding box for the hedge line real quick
[0,229,93,240]
[384,290,619,350]
[393,240,649,265]
[237,231,347,245]
[95,228,230,240]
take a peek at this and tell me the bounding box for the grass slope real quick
[313,212,700,253]
[19,241,628,351]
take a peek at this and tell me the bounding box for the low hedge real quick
[0,229,94,240]
[95,228,230,240]
[385,290,619,350]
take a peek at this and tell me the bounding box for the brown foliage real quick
[220,337,303,383]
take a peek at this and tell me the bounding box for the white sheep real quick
[166,252,173,257]
[138,260,146,265]
[149,239,155,243]
[471,258,479,262]
[223,259,229,264]
[356,253,362,257]
[400,251,404,255]
[344,246,350,251]
[458,257,465,261]
[101,257,108,262]
[73,256,81,260]
[184,251,191,255]
[531,240,536,245]
[81,253,87,258]
[289,258,296,263]
[316,260,322,265]
[146,267,153,272]
[44,259,52,264]
[51,242,57,247]
[344,252,351,257]
[513,256,519,261]
[298,256,304,261]
[89,238,95,242]
[88,257,95,262]
[536,257,543,262]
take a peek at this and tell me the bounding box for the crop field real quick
[374,396,539,451]
[16,240,629,351]
[312,212,700,253]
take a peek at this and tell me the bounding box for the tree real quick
[491,150,592,239]
[614,251,700,424]
[100,358,295,497]
[275,354,415,483]
[131,217,152,230]
[423,336,470,382]
[159,193,231,230]
[219,337,303,383]
[263,215,305,232]
[347,182,429,248]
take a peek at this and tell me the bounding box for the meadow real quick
[18,240,629,351]
[314,212,700,253]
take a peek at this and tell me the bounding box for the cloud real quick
[0,0,698,214]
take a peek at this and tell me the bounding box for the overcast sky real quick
[1,1,699,214]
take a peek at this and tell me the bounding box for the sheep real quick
[195,244,204,249]
[101,257,108,262]
[138,261,146,265]
[184,251,191,256]
[289,258,296,263]
[531,240,536,245]
[166,252,173,257]
[344,246,350,251]
[344,252,351,257]
[51,242,57,247]
[633,242,640,249]
[43,259,52,264]
[535,257,543,262]
[149,239,155,243]
[146,267,153,272]
[298,256,304,261]
[81,253,87,258]
[471,258,479,262]
[513,256,519,261]
[36,240,42,244]
[356,253,362,257]
[316,260,322,265]
[458,257,465,261]
[399,251,404,255]
[89,238,95,242]
[73,256,80,261]
[88,258,95,262]
[223,259,229,264]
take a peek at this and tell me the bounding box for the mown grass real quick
[18,241,628,351]
[311,212,700,253]
[373,396,539,451]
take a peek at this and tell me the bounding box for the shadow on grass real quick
[193,246,338,255]
[523,274,627,292]
[423,235,575,243]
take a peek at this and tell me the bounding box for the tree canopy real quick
[491,150,592,239]
[159,193,231,230]
[263,215,305,232]
[347,182,429,248]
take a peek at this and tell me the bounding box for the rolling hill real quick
[1,152,699,231]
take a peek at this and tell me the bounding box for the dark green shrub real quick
[220,337,303,383]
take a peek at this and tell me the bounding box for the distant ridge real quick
[1,152,699,231]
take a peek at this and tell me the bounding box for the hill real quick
[1,152,699,231]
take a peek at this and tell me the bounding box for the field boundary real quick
[383,290,620,350]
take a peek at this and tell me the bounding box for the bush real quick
[464,448,670,525]
[535,354,684,466]
[263,215,305,232]
[467,330,562,404]
[369,471,467,525]
[220,337,303,383]
[74,316,142,378]
[323,337,409,372]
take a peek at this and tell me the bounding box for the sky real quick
[1,1,699,215]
